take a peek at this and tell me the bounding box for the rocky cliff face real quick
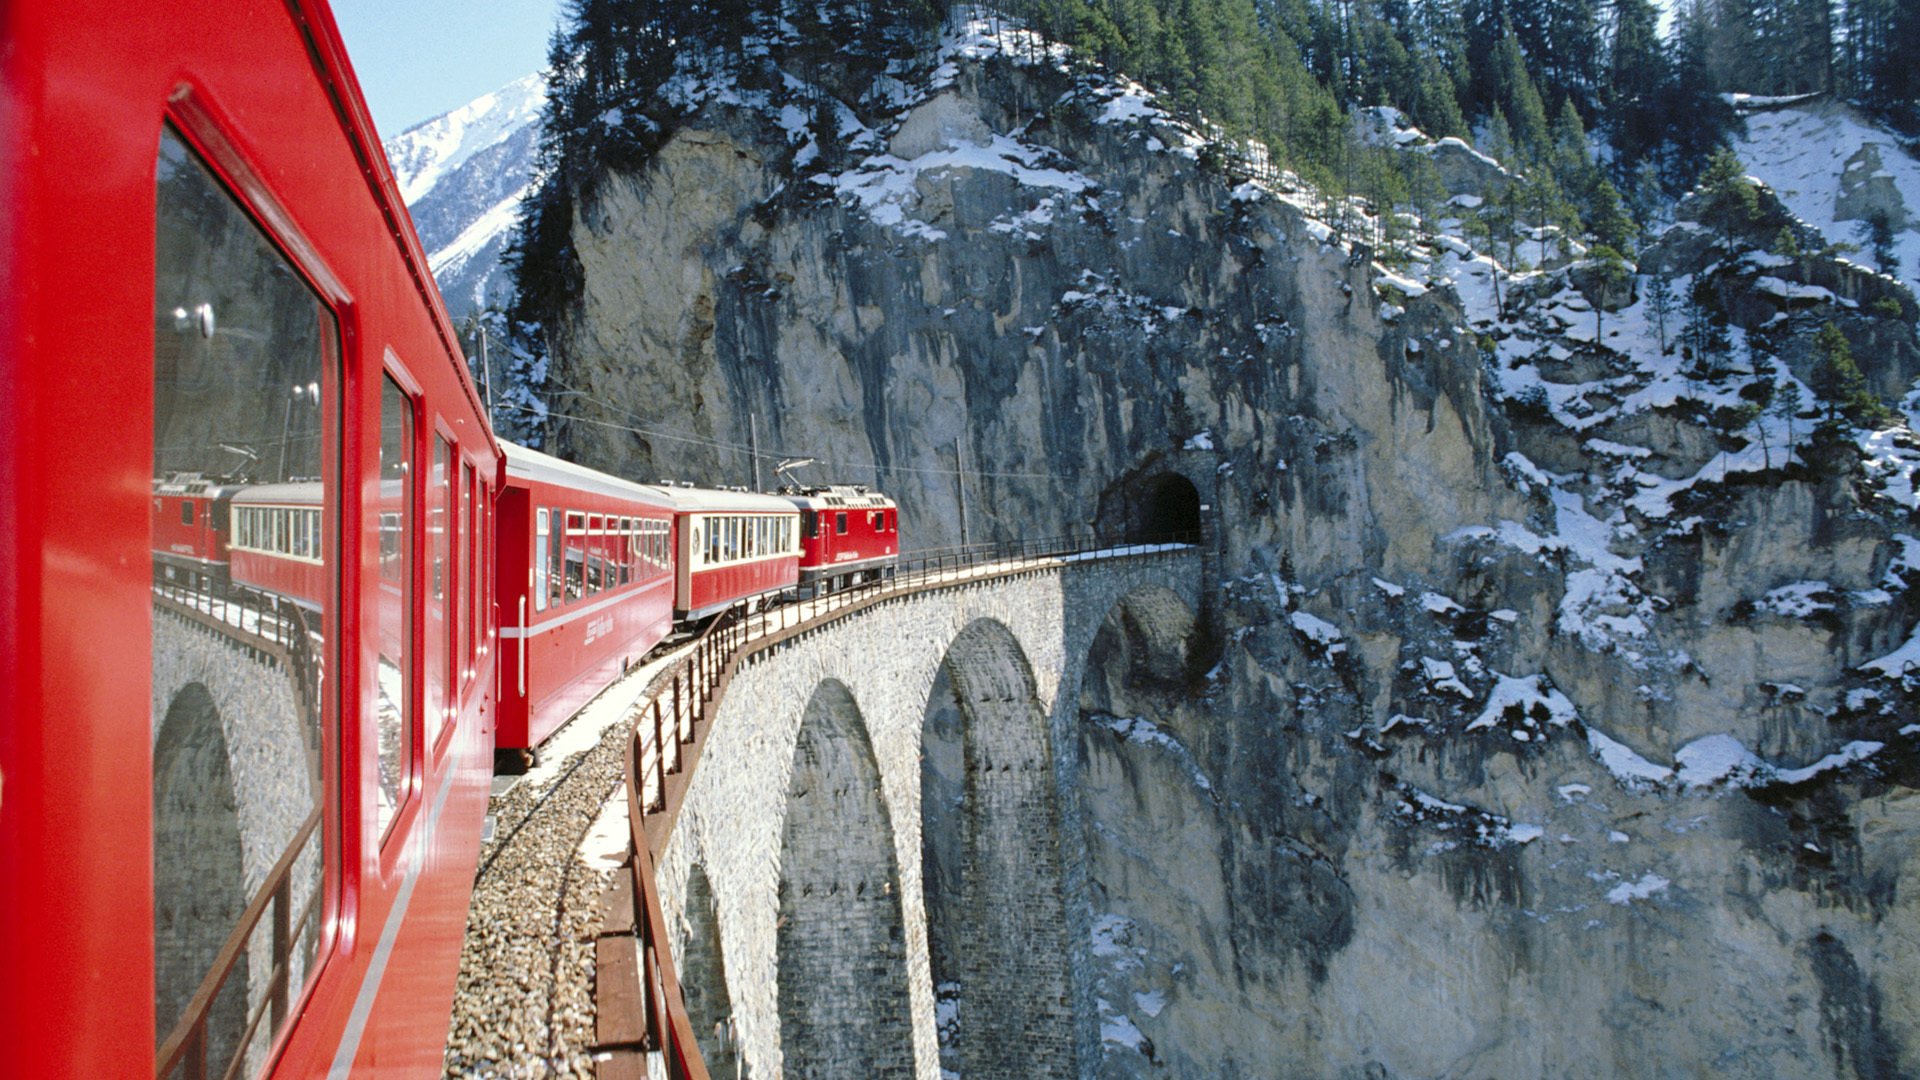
[529,19,1920,1079]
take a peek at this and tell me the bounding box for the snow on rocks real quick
[1467,672,1578,738]
[1585,725,1890,794]
[1288,610,1348,657]
[1605,872,1670,905]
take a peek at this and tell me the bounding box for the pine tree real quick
[1588,177,1637,255]
[1648,264,1675,353]
[1604,0,1666,172]
[1859,210,1901,277]
[1491,28,1551,159]
[1588,244,1631,341]
[1664,1,1739,190]
[1810,321,1880,424]
[1695,146,1759,246]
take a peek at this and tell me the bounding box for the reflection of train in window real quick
[229,483,326,610]
[1,2,504,1077]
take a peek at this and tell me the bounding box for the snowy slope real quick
[1734,99,1920,297]
[387,73,546,204]
[382,73,545,317]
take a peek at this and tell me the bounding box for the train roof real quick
[777,485,896,511]
[501,441,676,509]
[153,473,250,497]
[646,485,800,515]
[231,481,325,505]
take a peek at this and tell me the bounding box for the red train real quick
[658,486,804,619]
[782,484,900,592]
[2,1,900,1077]
[495,442,677,751]
[3,1,502,1077]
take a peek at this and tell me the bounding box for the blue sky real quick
[332,0,566,137]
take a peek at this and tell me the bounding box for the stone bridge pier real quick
[149,606,321,1071]
[654,551,1204,1080]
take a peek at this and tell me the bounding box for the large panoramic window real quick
[151,125,331,1080]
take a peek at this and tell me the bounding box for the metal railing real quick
[155,810,323,1080]
[595,532,1198,1077]
[151,568,328,1080]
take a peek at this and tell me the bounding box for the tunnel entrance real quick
[1097,470,1203,545]
[1137,474,1201,543]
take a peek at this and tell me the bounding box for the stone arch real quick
[1080,584,1203,720]
[678,862,741,1076]
[920,618,1077,1079]
[153,682,249,1066]
[775,679,913,1078]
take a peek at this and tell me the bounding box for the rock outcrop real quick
[527,19,1920,1079]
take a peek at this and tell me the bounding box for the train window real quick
[151,126,334,1080]
[564,512,585,600]
[836,511,849,535]
[535,510,550,613]
[550,507,566,607]
[802,511,816,539]
[428,437,452,748]
[461,461,476,683]
[180,501,194,526]
[376,377,413,842]
[706,518,718,565]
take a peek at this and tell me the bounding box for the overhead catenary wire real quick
[494,401,1074,483]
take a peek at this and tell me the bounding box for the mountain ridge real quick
[383,72,544,319]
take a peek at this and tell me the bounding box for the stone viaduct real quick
[651,548,1206,1080]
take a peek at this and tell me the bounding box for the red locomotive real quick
[495,442,677,751]
[152,473,249,590]
[783,484,900,592]
[1,1,502,1076]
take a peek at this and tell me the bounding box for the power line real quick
[497,401,1074,482]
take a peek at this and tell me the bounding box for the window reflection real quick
[151,126,330,1080]
[376,377,412,836]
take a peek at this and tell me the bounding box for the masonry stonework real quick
[655,552,1202,1080]
[775,680,915,1077]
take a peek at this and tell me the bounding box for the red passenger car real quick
[783,485,900,592]
[659,487,803,619]
[229,482,328,612]
[495,442,677,751]
[0,2,502,1078]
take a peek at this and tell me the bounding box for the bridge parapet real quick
[594,537,1202,1079]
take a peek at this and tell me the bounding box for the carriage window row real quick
[233,504,324,562]
[537,509,671,609]
[699,513,796,567]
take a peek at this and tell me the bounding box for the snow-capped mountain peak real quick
[388,72,546,205]
[383,73,545,319]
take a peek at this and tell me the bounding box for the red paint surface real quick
[0,2,499,1075]
[494,474,675,750]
